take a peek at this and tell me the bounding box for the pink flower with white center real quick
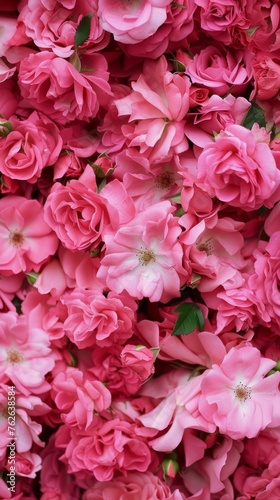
[0,195,58,276]
[199,345,280,440]
[0,311,55,396]
[97,201,186,303]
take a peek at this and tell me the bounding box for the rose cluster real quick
[0,0,280,498]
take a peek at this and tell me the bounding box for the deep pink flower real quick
[120,344,155,382]
[55,417,152,481]
[44,166,110,252]
[61,288,136,348]
[186,44,252,96]
[114,56,190,162]
[199,345,280,439]
[18,51,112,124]
[0,112,62,183]
[197,124,280,210]
[248,232,280,331]
[83,471,173,499]
[18,0,109,58]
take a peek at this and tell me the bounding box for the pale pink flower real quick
[0,195,58,275]
[51,367,111,429]
[97,0,170,45]
[139,369,216,452]
[97,201,186,303]
[0,311,55,395]
[199,345,280,439]
[114,148,183,211]
[197,124,280,210]
[180,212,245,292]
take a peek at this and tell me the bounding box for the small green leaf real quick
[242,102,266,130]
[74,14,93,47]
[25,271,39,285]
[172,303,204,336]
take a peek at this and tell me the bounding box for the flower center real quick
[196,238,214,255]
[9,230,24,247]
[234,382,252,402]
[6,349,23,364]
[137,248,156,266]
[154,172,174,191]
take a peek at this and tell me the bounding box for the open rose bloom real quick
[1,1,280,498]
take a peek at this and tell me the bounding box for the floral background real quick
[0,0,280,498]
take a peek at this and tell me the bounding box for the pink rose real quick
[18,51,111,124]
[120,344,155,381]
[40,435,80,500]
[61,288,136,348]
[197,124,280,210]
[44,166,110,252]
[18,0,108,58]
[186,43,252,96]
[97,0,170,45]
[251,51,280,100]
[0,111,62,183]
[83,471,172,499]
[195,0,250,44]
[52,367,111,428]
[56,417,152,481]
[248,232,280,331]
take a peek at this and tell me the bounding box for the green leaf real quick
[172,303,204,336]
[74,14,93,47]
[242,102,266,130]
